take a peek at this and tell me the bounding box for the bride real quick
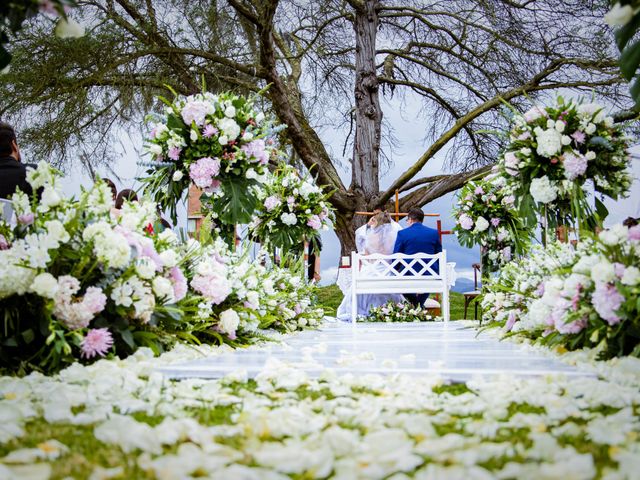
[336,212,404,321]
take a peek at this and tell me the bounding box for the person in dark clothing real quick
[0,122,33,199]
[307,237,322,282]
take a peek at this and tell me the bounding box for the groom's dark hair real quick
[0,122,17,156]
[407,208,425,223]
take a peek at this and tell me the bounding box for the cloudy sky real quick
[56,90,640,290]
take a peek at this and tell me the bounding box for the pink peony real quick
[563,152,587,180]
[80,328,114,359]
[458,214,474,230]
[592,282,624,325]
[307,215,322,230]
[189,157,221,189]
[168,146,182,161]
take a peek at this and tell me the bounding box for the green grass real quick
[316,284,475,321]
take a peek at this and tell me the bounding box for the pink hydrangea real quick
[264,195,281,211]
[242,139,269,165]
[563,152,587,180]
[168,146,182,161]
[80,328,114,359]
[629,225,640,241]
[169,267,188,302]
[307,215,322,230]
[458,214,474,230]
[191,275,231,304]
[181,100,212,126]
[82,287,107,314]
[592,282,624,325]
[189,157,221,189]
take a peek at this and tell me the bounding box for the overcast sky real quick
[56,91,640,288]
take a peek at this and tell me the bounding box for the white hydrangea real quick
[534,128,563,157]
[599,224,628,246]
[474,216,489,233]
[217,118,241,140]
[529,176,558,204]
[591,260,616,284]
[281,213,298,226]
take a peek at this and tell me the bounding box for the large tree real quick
[0,0,630,253]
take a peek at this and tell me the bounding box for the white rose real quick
[474,216,489,232]
[54,18,85,39]
[225,106,236,118]
[219,309,240,335]
[605,3,634,27]
[30,273,59,299]
[561,135,572,145]
[159,249,179,268]
[585,123,597,134]
[40,186,62,210]
[591,261,616,283]
[246,168,257,180]
[622,266,640,286]
[242,131,254,141]
[546,119,556,129]
[135,257,156,280]
[585,151,596,161]
[218,135,228,146]
[152,277,174,302]
[147,144,162,156]
[555,120,565,132]
[218,117,241,139]
[190,129,198,141]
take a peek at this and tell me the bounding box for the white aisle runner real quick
[158,321,593,382]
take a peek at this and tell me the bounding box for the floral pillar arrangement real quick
[140,88,285,238]
[497,97,631,243]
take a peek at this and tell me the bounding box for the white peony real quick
[529,176,558,204]
[474,216,490,233]
[535,128,563,157]
[54,18,85,38]
[219,309,240,335]
[30,273,59,299]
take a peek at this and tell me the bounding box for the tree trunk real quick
[351,0,381,201]
[335,213,357,256]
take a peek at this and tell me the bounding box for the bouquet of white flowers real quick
[367,301,437,322]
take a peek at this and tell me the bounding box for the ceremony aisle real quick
[1,322,639,480]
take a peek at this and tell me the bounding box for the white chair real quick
[350,251,450,323]
[0,198,14,223]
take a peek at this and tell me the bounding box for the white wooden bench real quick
[350,251,450,323]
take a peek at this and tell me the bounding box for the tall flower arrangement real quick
[141,88,284,226]
[497,97,631,234]
[453,174,531,271]
[249,164,334,253]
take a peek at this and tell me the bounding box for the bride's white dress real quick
[336,222,405,321]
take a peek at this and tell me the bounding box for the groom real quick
[393,208,442,307]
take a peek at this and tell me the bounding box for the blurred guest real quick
[115,189,138,209]
[102,178,117,202]
[0,122,33,198]
[623,217,638,228]
[307,237,322,283]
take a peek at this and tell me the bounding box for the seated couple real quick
[336,208,442,321]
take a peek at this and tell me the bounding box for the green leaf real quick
[119,328,135,349]
[20,329,35,344]
[594,196,609,224]
[615,12,640,51]
[619,39,640,81]
[213,179,260,225]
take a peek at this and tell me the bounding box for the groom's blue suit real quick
[393,223,442,306]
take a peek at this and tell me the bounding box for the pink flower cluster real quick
[189,157,221,189]
[307,215,322,230]
[563,152,587,180]
[80,328,113,359]
[53,276,107,330]
[191,275,231,304]
[169,267,188,302]
[264,195,281,211]
[242,140,269,165]
[592,282,624,326]
[458,214,474,230]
